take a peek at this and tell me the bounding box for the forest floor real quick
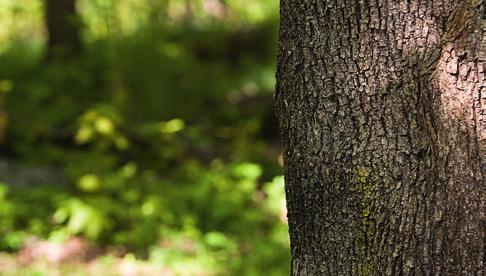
[0,237,178,276]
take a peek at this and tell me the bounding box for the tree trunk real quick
[275,0,485,274]
[44,0,82,59]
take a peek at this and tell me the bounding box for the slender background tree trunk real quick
[44,0,82,59]
[275,0,485,274]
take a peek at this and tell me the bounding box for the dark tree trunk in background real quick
[275,0,485,274]
[44,0,82,59]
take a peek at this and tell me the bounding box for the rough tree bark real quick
[275,0,485,274]
[44,0,82,59]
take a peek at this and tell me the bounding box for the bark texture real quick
[275,0,486,274]
[45,0,82,59]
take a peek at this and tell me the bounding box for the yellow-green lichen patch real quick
[351,167,378,274]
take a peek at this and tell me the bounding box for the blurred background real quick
[0,0,288,275]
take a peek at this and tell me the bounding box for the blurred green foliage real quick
[0,0,288,274]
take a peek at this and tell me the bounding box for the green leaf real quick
[234,163,262,180]
[77,174,101,192]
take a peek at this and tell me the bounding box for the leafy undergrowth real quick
[0,171,289,275]
[0,1,288,274]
